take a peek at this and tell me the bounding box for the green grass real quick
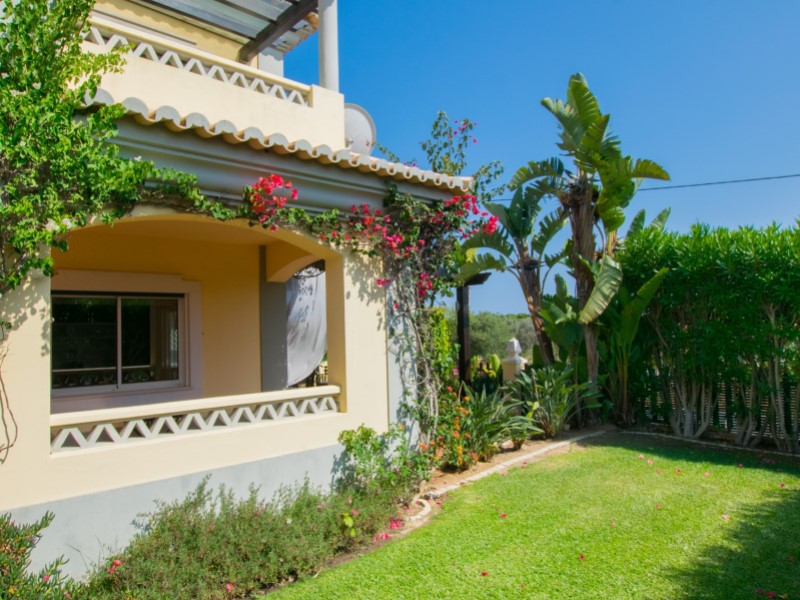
[270,433,800,599]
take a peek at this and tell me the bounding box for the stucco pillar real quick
[318,0,339,92]
[0,272,52,509]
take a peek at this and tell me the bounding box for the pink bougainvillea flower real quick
[373,532,392,541]
[722,514,730,521]
[655,505,662,510]
[638,454,645,459]
[225,583,233,593]
[42,574,50,583]
[500,513,507,518]
[389,518,403,530]
[647,459,653,465]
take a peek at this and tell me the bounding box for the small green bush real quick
[0,511,79,599]
[337,424,430,498]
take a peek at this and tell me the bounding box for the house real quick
[0,0,469,577]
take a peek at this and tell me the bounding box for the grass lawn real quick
[270,433,800,600]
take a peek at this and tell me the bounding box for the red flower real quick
[481,571,488,576]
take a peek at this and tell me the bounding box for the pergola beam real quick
[238,0,318,63]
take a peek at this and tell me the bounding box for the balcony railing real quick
[50,385,341,452]
[84,14,345,150]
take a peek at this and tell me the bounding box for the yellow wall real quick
[53,224,261,397]
[0,213,391,510]
[94,0,244,61]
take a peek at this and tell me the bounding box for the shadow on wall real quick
[1,272,52,357]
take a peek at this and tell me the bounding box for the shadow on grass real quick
[667,488,800,599]
[578,431,800,476]
[577,432,800,599]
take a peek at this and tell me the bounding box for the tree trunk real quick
[519,254,555,365]
[567,184,599,384]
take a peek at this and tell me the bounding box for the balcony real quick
[84,13,345,150]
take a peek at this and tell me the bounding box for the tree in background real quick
[444,309,537,360]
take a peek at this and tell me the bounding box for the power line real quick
[639,173,800,191]
[493,172,800,201]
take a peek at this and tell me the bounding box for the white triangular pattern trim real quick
[84,26,310,107]
[51,394,340,452]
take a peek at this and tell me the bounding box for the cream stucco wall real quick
[0,214,390,510]
[53,222,262,399]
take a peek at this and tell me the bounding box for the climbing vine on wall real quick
[241,173,493,440]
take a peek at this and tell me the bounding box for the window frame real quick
[51,292,187,396]
[50,270,203,413]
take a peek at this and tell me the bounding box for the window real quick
[50,270,203,412]
[52,294,184,393]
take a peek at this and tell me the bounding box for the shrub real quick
[83,479,400,599]
[508,366,597,438]
[337,424,430,499]
[0,511,79,599]
[431,384,537,470]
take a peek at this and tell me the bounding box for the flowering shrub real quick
[0,512,79,598]
[82,479,402,599]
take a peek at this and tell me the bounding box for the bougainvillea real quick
[242,176,490,442]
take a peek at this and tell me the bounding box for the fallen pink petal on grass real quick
[655,505,662,510]
[704,472,710,477]
[579,554,585,560]
[780,483,786,488]
[722,514,730,521]
[638,454,645,459]
[610,521,617,526]
[647,459,654,465]
[499,513,507,518]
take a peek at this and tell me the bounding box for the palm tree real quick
[457,186,567,365]
[510,73,669,385]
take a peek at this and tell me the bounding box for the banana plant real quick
[510,73,670,385]
[456,185,567,364]
[603,268,669,425]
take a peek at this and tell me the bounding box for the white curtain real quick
[286,273,327,386]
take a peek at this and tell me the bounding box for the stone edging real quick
[423,430,607,499]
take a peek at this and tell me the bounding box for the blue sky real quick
[286,1,800,314]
